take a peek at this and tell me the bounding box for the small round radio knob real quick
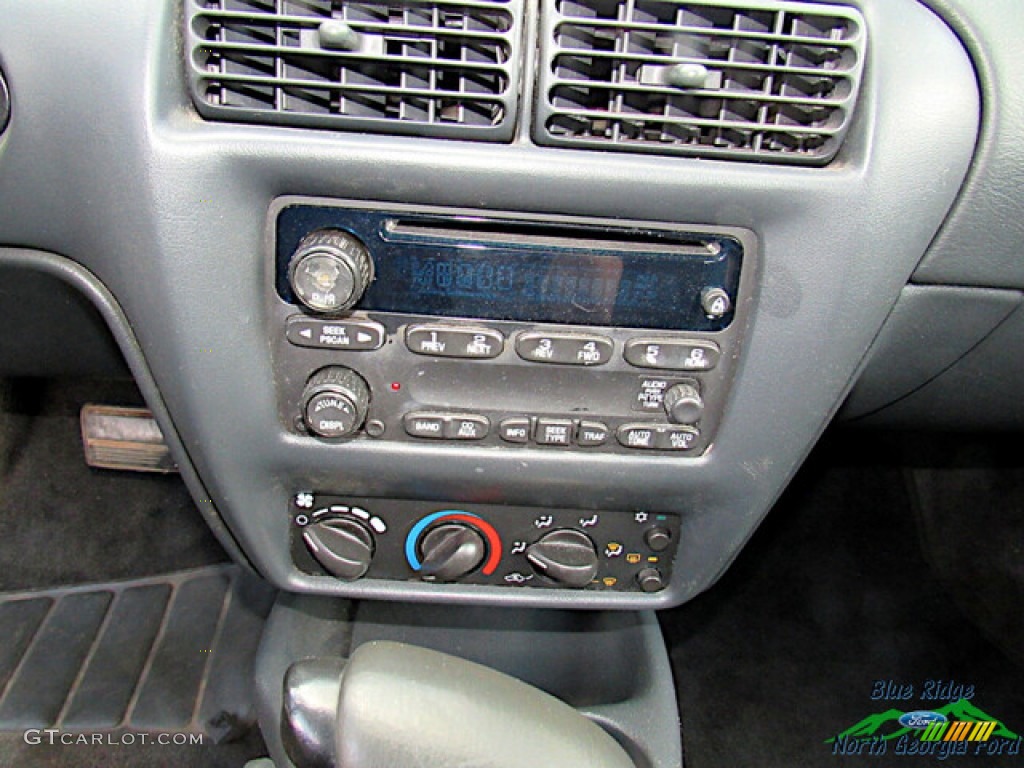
[663,382,704,425]
[301,367,371,438]
[288,229,374,314]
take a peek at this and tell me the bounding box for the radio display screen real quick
[276,206,743,332]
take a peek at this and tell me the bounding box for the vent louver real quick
[187,0,523,141]
[535,0,865,164]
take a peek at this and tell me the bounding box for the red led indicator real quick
[390,382,401,391]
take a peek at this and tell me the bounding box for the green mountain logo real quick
[826,699,1020,743]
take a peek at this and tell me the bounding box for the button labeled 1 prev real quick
[406,325,504,359]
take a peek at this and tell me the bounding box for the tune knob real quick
[525,529,599,588]
[417,523,487,582]
[288,229,374,314]
[301,367,371,438]
[303,517,375,580]
[663,381,704,424]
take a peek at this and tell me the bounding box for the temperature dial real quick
[418,523,487,582]
[301,367,371,438]
[288,229,374,314]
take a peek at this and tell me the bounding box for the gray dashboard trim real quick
[0,0,979,609]
[912,0,1024,289]
[0,247,253,572]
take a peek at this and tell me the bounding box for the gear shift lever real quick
[282,641,635,768]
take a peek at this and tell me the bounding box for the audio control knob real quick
[303,517,375,580]
[288,229,374,314]
[302,367,371,438]
[525,529,599,588]
[663,381,704,424]
[418,523,486,582]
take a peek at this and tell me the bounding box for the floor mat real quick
[660,434,1024,768]
[0,565,275,767]
[0,378,231,591]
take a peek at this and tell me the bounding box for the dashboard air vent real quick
[535,0,865,164]
[186,0,523,141]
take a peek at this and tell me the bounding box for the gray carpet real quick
[661,432,1024,768]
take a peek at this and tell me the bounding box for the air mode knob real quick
[301,367,371,438]
[303,516,375,581]
[525,529,599,588]
[288,229,374,314]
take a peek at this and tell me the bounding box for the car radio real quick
[270,198,755,458]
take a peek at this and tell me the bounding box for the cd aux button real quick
[623,338,720,371]
[515,332,613,366]
[406,325,504,359]
[444,414,490,441]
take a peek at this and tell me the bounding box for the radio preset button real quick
[444,415,490,441]
[403,412,447,439]
[406,325,504,359]
[624,338,720,371]
[498,418,531,444]
[576,421,610,447]
[535,418,574,446]
[515,332,613,366]
[287,317,385,351]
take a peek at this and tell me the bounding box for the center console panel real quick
[269,198,758,597]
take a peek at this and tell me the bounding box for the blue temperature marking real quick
[405,510,481,570]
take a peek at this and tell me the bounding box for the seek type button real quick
[406,325,504,359]
[624,338,720,371]
[535,418,574,446]
[515,332,613,366]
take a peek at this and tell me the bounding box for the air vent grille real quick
[535,0,865,163]
[187,0,523,141]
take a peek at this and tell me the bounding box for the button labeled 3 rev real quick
[515,332,613,366]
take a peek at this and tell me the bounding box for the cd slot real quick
[382,218,717,257]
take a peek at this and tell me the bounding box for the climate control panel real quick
[291,494,681,593]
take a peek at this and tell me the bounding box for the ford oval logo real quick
[899,711,948,729]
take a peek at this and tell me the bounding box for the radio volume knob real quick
[302,367,371,438]
[288,229,374,314]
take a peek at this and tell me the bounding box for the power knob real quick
[302,517,375,581]
[301,367,371,438]
[288,229,374,314]
[663,381,704,424]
